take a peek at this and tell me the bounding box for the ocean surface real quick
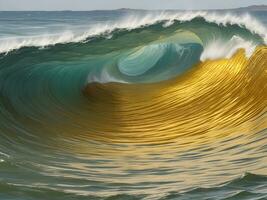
[0,9,267,200]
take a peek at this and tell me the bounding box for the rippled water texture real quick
[0,10,267,200]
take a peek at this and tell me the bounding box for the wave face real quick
[0,10,267,200]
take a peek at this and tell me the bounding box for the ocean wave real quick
[0,11,267,200]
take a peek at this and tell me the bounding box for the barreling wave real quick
[0,11,267,200]
[0,12,265,84]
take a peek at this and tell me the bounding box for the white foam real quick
[200,36,257,61]
[87,69,127,84]
[0,11,266,55]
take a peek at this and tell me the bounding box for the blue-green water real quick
[0,10,267,200]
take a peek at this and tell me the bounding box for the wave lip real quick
[0,11,266,54]
[200,36,257,61]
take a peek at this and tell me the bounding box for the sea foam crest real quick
[201,36,257,61]
[0,11,266,57]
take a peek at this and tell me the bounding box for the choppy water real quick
[0,10,267,200]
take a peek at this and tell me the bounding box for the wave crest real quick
[0,11,266,55]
